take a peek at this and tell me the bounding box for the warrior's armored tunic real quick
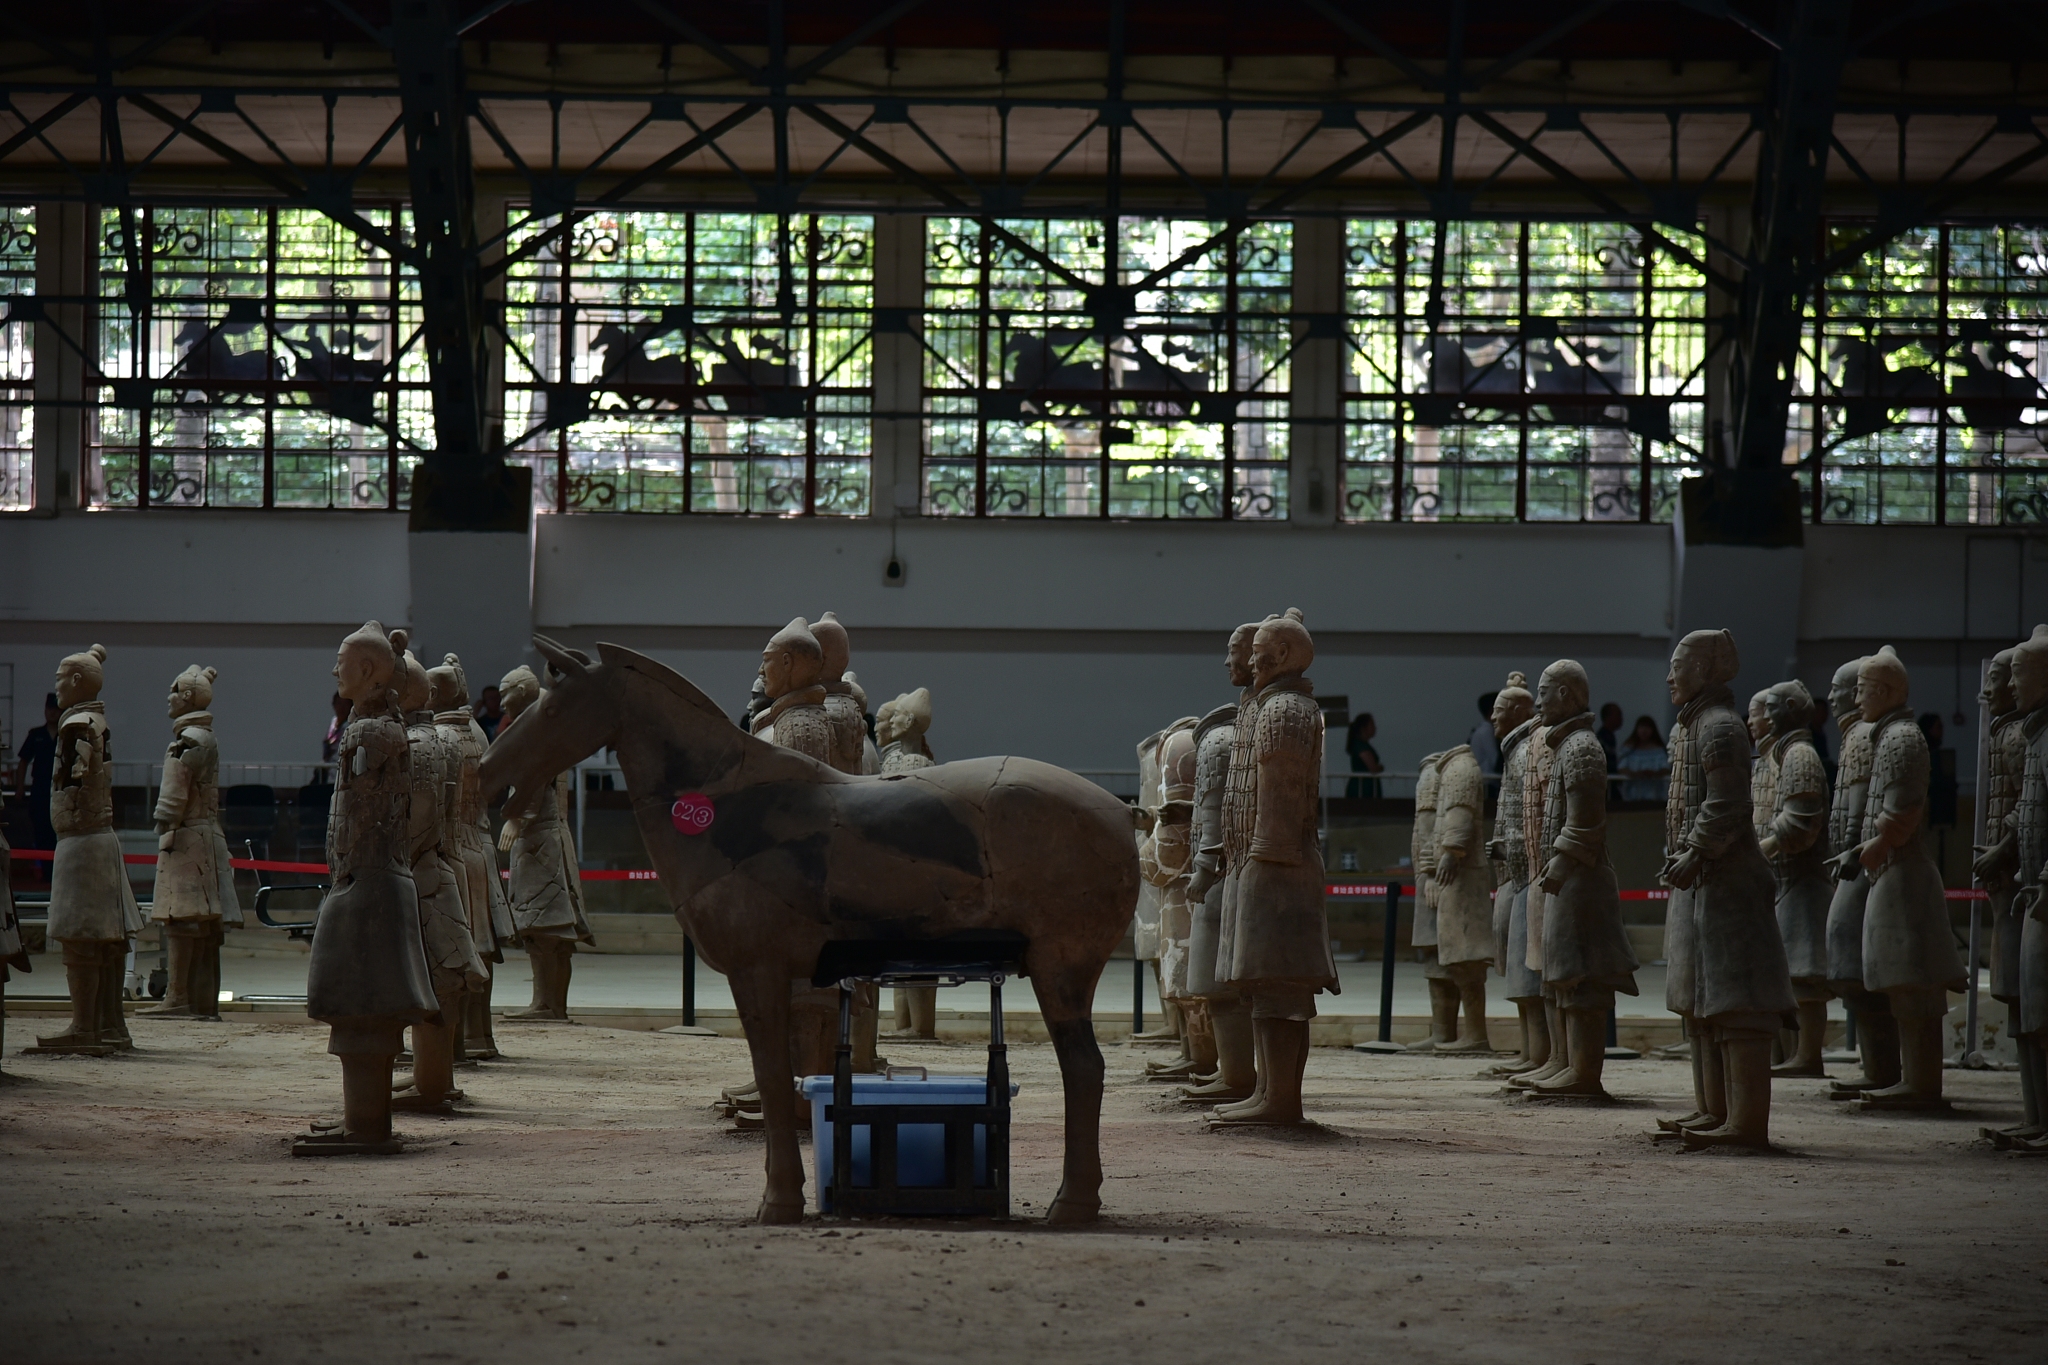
[1663,685,1795,1028]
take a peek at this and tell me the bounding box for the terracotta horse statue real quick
[478,636,1138,1225]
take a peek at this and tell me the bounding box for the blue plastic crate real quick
[799,1072,1019,1213]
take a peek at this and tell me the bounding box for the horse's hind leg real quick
[731,968,806,1224]
[1031,958,1106,1226]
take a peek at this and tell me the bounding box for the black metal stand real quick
[1355,882,1404,1053]
[825,969,1011,1219]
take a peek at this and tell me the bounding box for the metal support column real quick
[391,0,528,529]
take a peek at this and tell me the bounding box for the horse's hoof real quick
[756,1198,805,1225]
[1043,1196,1101,1226]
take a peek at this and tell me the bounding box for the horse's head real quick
[479,634,617,817]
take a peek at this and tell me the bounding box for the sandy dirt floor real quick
[1,1017,2042,1365]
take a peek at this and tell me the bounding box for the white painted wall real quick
[0,509,2003,785]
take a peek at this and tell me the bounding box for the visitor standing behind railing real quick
[1345,713,1384,798]
[1617,715,1670,801]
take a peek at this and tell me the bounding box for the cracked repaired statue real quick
[394,649,487,1113]
[1758,680,1834,1079]
[1145,719,1207,1083]
[1212,609,1337,1125]
[2000,626,2048,1152]
[1657,629,1797,1149]
[876,687,940,1039]
[432,653,516,1062]
[1405,750,1446,1051]
[1976,647,2037,1146]
[1824,655,1900,1097]
[1430,739,1495,1054]
[1516,659,1638,1099]
[497,665,594,1023]
[1181,623,1262,1104]
[1844,647,1965,1110]
[300,623,440,1155]
[1485,675,1542,1078]
[32,644,145,1056]
[139,665,242,1022]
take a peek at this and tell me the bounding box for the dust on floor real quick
[0,1017,2040,1364]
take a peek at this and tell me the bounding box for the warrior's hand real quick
[1857,837,1888,876]
[1435,849,1462,885]
[1757,833,1778,860]
[1828,848,1862,881]
[1540,854,1569,895]
[1187,866,1215,901]
[1664,847,1704,890]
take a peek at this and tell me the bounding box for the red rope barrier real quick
[4,850,1993,897]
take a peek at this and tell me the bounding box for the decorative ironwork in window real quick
[503,212,873,515]
[1805,222,2048,526]
[921,217,1291,519]
[89,206,422,510]
[1342,220,1706,523]
[0,206,32,511]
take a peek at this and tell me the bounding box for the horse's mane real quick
[595,642,736,725]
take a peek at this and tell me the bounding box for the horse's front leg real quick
[1029,953,1106,1226]
[731,965,806,1224]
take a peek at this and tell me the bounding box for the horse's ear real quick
[533,634,588,680]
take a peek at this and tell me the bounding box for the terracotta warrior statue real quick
[2003,625,2048,1151]
[1517,660,1639,1098]
[1758,680,1834,1078]
[1184,646,1253,1103]
[876,688,936,773]
[726,618,842,1122]
[1404,750,1446,1050]
[812,612,878,777]
[1749,691,1777,853]
[1186,622,1264,1099]
[394,649,487,1112]
[1658,629,1797,1149]
[1848,646,1966,1110]
[1485,674,1544,1077]
[802,616,885,1063]
[1212,609,1337,1125]
[0,819,28,1061]
[1974,648,2036,1144]
[431,653,515,1062]
[1514,716,1563,1083]
[874,687,940,1038]
[299,623,440,1154]
[32,645,144,1055]
[845,671,882,774]
[1431,739,1495,1052]
[1131,725,1178,1042]
[753,617,833,760]
[497,665,594,1023]
[1146,719,1208,1082]
[139,665,240,1021]
[1824,655,1899,1097]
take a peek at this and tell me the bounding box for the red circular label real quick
[671,793,715,835]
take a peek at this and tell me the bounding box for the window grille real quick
[502,211,874,515]
[0,205,31,511]
[88,205,421,510]
[1806,221,2048,526]
[1341,219,1706,523]
[921,217,1292,519]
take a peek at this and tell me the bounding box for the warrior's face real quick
[1856,666,1905,724]
[1225,628,1255,689]
[1666,644,1709,707]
